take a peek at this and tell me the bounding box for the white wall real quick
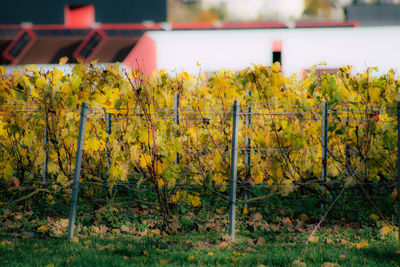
[148,26,400,76]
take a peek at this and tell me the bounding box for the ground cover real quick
[1,225,399,266]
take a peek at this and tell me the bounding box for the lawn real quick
[1,228,399,266]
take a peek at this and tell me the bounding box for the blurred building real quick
[0,0,167,25]
[345,2,400,26]
[2,0,399,77]
[126,26,400,76]
[0,0,166,65]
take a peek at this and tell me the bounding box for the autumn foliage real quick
[0,61,399,218]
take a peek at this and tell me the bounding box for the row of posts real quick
[64,96,400,241]
[66,94,181,240]
[228,98,400,241]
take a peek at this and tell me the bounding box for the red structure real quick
[0,21,357,65]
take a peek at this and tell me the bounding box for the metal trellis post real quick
[42,120,48,186]
[244,91,252,209]
[67,103,88,241]
[105,112,111,199]
[397,96,400,241]
[174,92,180,164]
[321,102,328,183]
[229,100,240,240]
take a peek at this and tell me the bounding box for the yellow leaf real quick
[243,207,248,215]
[139,154,151,169]
[369,213,379,221]
[308,236,318,243]
[292,259,306,267]
[35,76,47,88]
[253,170,264,184]
[31,88,39,98]
[45,264,55,267]
[129,145,140,162]
[70,237,80,244]
[155,162,164,175]
[3,162,13,181]
[1,240,11,246]
[208,252,214,256]
[219,241,229,247]
[187,255,195,261]
[390,188,398,201]
[355,241,369,249]
[190,195,201,207]
[271,62,281,73]
[160,259,169,264]
[0,65,5,75]
[157,179,164,188]
[321,262,339,267]
[59,56,68,65]
[379,225,393,236]
[37,225,48,232]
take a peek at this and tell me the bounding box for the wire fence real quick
[0,95,399,240]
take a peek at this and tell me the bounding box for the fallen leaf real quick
[325,238,333,244]
[219,241,229,247]
[369,213,379,220]
[256,236,265,246]
[292,259,307,266]
[247,238,255,246]
[233,251,241,256]
[355,241,369,249]
[339,255,346,260]
[380,225,393,236]
[12,177,20,187]
[159,259,169,264]
[208,252,214,256]
[300,213,309,222]
[142,250,149,256]
[243,207,248,215]
[70,237,79,244]
[339,239,349,245]
[283,217,292,224]
[151,229,161,235]
[231,257,239,263]
[308,236,318,243]
[222,235,231,242]
[250,213,263,223]
[45,264,55,267]
[396,250,400,255]
[123,256,128,260]
[187,255,195,261]
[1,241,11,246]
[246,247,255,252]
[120,225,130,233]
[37,225,48,232]
[321,262,339,267]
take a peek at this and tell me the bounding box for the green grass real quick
[0,229,399,266]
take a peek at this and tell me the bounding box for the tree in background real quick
[167,0,224,23]
[303,0,336,18]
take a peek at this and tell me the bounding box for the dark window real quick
[272,51,281,64]
[78,31,103,59]
[8,31,32,59]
